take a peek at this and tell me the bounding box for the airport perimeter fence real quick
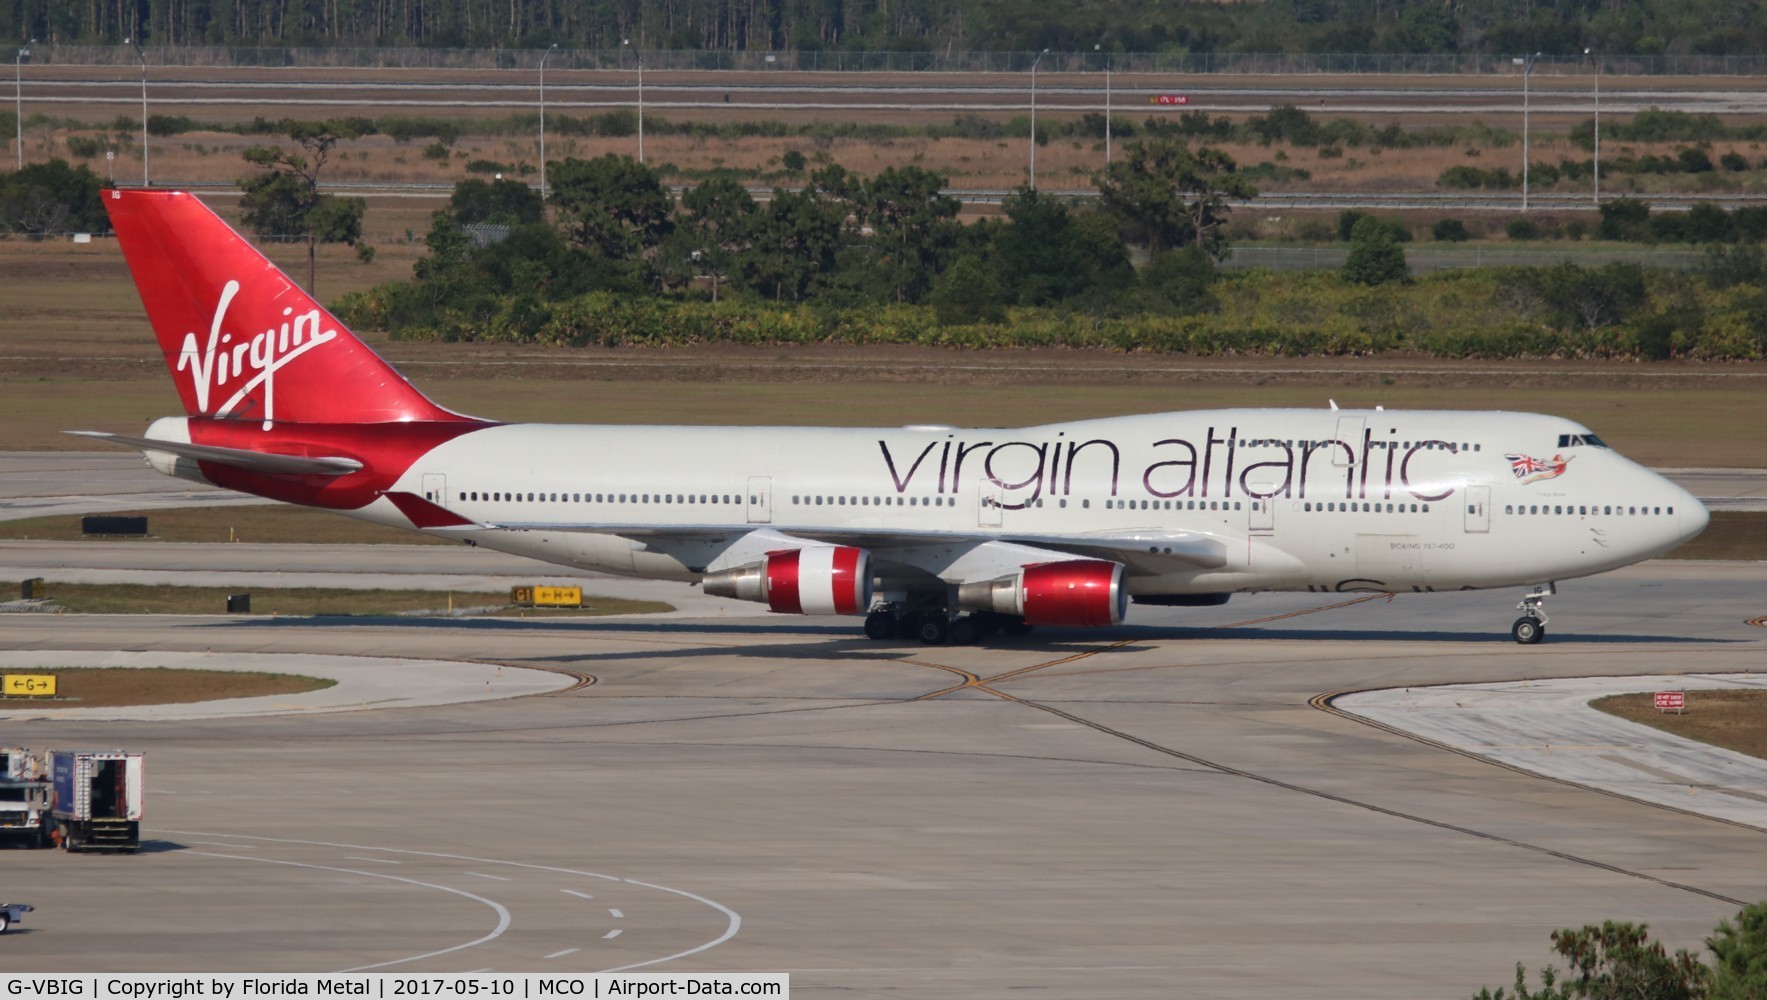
[23,45,1767,77]
[1223,245,1706,274]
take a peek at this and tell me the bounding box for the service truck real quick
[0,777,51,847]
[0,746,41,780]
[49,749,143,852]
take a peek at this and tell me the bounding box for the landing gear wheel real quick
[916,616,951,645]
[863,610,896,641]
[0,913,10,934]
[1512,583,1555,645]
[949,615,984,645]
[1511,616,1545,645]
[894,612,924,641]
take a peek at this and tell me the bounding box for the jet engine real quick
[957,559,1127,628]
[702,546,872,616]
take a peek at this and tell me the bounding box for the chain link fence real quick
[24,45,1767,76]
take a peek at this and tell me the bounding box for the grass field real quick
[4,188,1766,469]
[9,361,1767,468]
[24,582,672,616]
[1591,690,1767,761]
[3,505,447,545]
[0,667,334,707]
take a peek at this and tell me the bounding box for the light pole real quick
[539,43,558,199]
[1029,48,1048,188]
[126,37,148,185]
[623,39,644,163]
[1095,43,1111,166]
[14,40,31,172]
[1585,46,1600,205]
[1520,51,1540,212]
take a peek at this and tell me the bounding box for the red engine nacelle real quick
[702,546,872,616]
[958,559,1127,628]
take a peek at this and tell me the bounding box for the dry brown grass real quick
[31,121,1767,199]
[27,582,671,616]
[1591,689,1767,760]
[0,506,448,545]
[1664,512,1767,560]
[0,667,334,707]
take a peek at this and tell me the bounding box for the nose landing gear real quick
[1511,583,1555,644]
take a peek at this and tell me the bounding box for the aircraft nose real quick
[1679,492,1711,544]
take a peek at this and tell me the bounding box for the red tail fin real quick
[105,189,468,427]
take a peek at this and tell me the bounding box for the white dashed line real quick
[345,856,401,865]
[182,851,512,973]
[463,872,511,881]
[162,829,742,974]
[545,948,580,959]
[608,908,624,919]
[560,889,595,900]
[603,930,623,940]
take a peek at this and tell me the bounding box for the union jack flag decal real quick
[1506,453,1572,484]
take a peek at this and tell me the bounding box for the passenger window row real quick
[1108,499,1243,511]
[1241,439,1480,452]
[463,491,751,505]
[1505,504,1671,516]
[1303,501,1430,513]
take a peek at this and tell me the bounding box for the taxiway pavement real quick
[0,452,1763,995]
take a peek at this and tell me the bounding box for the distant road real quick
[163,179,1767,213]
[21,70,1767,120]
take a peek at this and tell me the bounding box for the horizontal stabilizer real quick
[68,430,364,477]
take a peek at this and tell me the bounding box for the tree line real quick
[9,0,1767,57]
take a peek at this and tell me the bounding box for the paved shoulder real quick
[0,648,576,721]
[1335,673,1767,829]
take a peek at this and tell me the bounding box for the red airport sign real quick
[1150,94,1190,106]
[1654,690,1686,713]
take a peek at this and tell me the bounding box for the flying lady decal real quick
[1506,452,1573,484]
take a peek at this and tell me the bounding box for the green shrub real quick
[1506,218,1542,241]
[1432,219,1469,242]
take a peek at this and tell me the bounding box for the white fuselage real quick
[327,408,1703,600]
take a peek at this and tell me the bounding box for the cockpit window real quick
[1556,433,1608,449]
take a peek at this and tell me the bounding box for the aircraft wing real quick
[480,518,1231,575]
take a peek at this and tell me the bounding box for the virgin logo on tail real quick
[176,280,338,429]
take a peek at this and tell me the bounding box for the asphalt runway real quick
[0,453,1764,994]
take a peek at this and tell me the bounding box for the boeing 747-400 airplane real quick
[79,189,1708,644]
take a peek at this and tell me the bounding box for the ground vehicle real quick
[0,778,52,848]
[0,902,32,933]
[49,750,144,852]
[0,746,41,780]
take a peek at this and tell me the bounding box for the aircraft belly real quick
[471,529,694,581]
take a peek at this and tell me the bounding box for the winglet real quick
[383,491,479,530]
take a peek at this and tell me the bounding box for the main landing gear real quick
[1511,583,1555,645]
[863,604,1030,645]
